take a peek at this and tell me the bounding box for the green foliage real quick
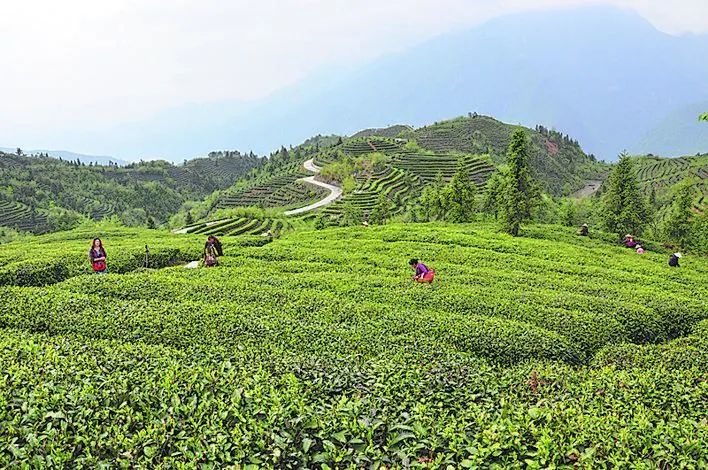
[500,130,540,236]
[368,193,392,225]
[558,199,578,227]
[0,150,261,233]
[601,154,649,238]
[482,168,506,218]
[418,173,446,221]
[340,200,363,227]
[700,112,708,121]
[341,175,357,194]
[441,159,477,222]
[632,154,707,228]
[410,115,605,196]
[662,180,697,249]
[0,223,706,467]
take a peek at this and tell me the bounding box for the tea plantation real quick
[0,223,706,468]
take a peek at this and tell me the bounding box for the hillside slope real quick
[634,154,708,216]
[0,151,262,233]
[404,115,602,195]
[0,223,706,466]
[184,116,604,231]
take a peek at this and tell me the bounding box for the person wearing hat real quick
[577,223,589,236]
[668,252,681,267]
[624,234,637,248]
[635,245,645,254]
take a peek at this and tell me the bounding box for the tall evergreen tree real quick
[482,169,506,219]
[369,193,392,225]
[418,173,446,221]
[662,180,695,249]
[341,200,363,226]
[500,129,538,236]
[601,153,648,237]
[442,159,477,222]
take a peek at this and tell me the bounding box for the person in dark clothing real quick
[668,252,681,267]
[203,240,219,267]
[89,238,107,274]
[206,235,223,256]
[624,234,637,248]
[409,258,435,283]
[578,224,589,236]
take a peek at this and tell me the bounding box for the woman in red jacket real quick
[89,238,107,274]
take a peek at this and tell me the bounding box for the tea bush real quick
[0,223,706,467]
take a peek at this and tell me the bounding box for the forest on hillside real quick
[0,150,262,233]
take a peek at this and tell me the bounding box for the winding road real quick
[284,159,342,216]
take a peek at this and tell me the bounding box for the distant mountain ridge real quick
[60,5,708,161]
[0,147,128,166]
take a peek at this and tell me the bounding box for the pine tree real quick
[369,193,392,225]
[662,180,695,249]
[482,169,506,219]
[442,159,476,222]
[559,199,577,227]
[418,173,446,221]
[341,201,363,226]
[601,153,648,238]
[501,129,539,236]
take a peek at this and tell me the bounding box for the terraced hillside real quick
[179,216,292,237]
[0,200,50,234]
[0,151,262,232]
[351,125,412,139]
[391,152,495,185]
[321,166,417,220]
[340,136,404,156]
[218,166,327,210]
[0,223,706,467]
[402,115,605,195]
[635,154,708,214]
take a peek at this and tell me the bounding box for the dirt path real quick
[284,159,343,216]
[572,180,603,198]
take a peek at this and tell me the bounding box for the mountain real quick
[631,102,708,156]
[61,6,708,161]
[0,151,262,233]
[0,147,128,166]
[183,114,605,237]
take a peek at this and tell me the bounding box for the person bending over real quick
[409,258,435,284]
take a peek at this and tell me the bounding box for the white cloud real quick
[0,0,706,152]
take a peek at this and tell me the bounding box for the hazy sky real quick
[1,0,707,154]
